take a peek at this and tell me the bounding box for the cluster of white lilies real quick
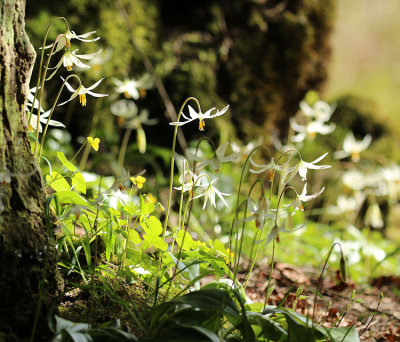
[26,24,108,158]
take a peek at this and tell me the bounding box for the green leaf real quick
[55,191,89,206]
[180,324,221,342]
[246,311,286,340]
[320,326,360,342]
[285,314,315,342]
[176,289,240,318]
[176,230,196,251]
[72,172,86,194]
[143,216,163,236]
[143,234,168,251]
[128,229,141,244]
[46,171,70,192]
[140,195,155,216]
[57,151,77,171]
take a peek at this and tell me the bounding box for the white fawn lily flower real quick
[112,74,153,99]
[58,77,108,107]
[174,163,201,194]
[290,117,336,143]
[282,152,331,184]
[365,202,384,229]
[27,111,65,133]
[328,193,365,215]
[186,142,240,171]
[193,178,231,209]
[374,164,400,199]
[170,104,229,131]
[334,132,372,162]
[291,183,325,213]
[299,100,336,122]
[44,30,100,54]
[46,49,101,80]
[342,170,368,191]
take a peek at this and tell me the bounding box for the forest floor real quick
[242,262,400,341]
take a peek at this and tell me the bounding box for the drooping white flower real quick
[112,74,153,99]
[170,105,229,131]
[375,164,400,199]
[186,142,240,171]
[282,152,331,184]
[27,111,65,133]
[193,178,231,209]
[231,137,263,160]
[299,100,336,122]
[365,202,384,229]
[44,29,100,54]
[174,163,201,194]
[290,118,336,143]
[46,49,101,80]
[328,193,365,215]
[291,183,325,213]
[342,170,368,191]
[58,77,108,106]
[334,132,372,162]
[25,89,65,132]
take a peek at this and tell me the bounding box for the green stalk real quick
[161,97,201,240]
[38,74,82,157]
[28,17,68,129]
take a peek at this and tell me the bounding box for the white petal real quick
[86,90,108,98]
[289,118,305,133]
[311,152,328,164]
[61,77,77,93]
[360,134,372,150]
[87,78,104,91]
[58,92,79,106]
[188,105,200,119]
[74,49,101,60]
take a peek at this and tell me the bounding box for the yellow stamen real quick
[124,91,130,98]
[308,131,317,139]
[139,88,147,98]
[199,119,205,131]
[28,124,34,132]
[351,152,360,163]
[66,65,72,71]
[66,39,71,49]
[268,170,274,182]
[117,117,126,127]
[300,204,304,211]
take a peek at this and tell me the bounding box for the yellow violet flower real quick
[87,137,100,151]
[130,176,146,189]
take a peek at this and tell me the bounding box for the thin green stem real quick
[161,97,201,240]
[263,239,276,309]
[312,242,344,326]
[118,127,133,171]
[38,75,82,157]
[28,17,68,128]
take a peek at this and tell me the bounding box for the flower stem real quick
[161,97,201,240]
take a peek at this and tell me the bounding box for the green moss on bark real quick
[0,0,62,339]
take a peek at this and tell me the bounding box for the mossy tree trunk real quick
[0,0,60,339]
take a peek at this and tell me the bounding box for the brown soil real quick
[242,262,400,341]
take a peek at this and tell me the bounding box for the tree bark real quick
[0,0,60,339]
